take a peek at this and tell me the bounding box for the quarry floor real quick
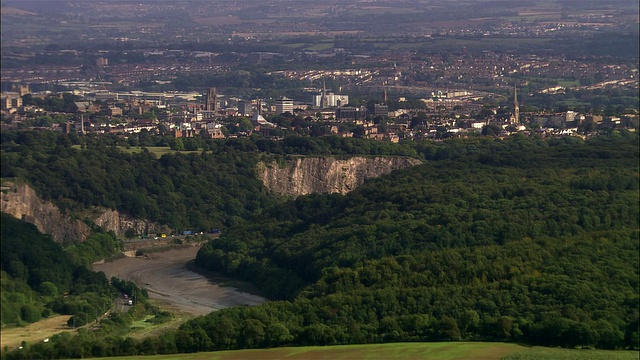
[92,245,267,317]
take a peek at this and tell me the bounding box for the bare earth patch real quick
[92,245,267,317]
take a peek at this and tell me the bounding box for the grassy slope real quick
[93,342,640,360]
[1,315,72,349]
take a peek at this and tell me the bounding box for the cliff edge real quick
[1,181,169,243]
[258,156,421,197]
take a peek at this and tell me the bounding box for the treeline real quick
[21,93,79,113]
[1,131,422,232]
[192,132,639,350]
[142,69,308,99]
[2,292,161,360]
[1,214,162,359]
[1,131,279,231]
[521,87,639,115]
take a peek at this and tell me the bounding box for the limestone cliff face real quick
[1,182,91,243]
[93,209,170,238]
[1,182,170,243]
[258,156,421,197]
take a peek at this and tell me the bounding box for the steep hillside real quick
[0,213,123,327]
[258,156,421,197]
[1,181,169,243]
[194,133,639,350]
[0,131,276,231]
[0,132,423,232]
[1,181,90,243]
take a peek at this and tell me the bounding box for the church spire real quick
[513,85,520,124]
[320,77,327,109]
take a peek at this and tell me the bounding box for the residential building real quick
[374,104,389,117]
[275,97,294,114]
[336,106,367,121]
[312,93,349,108]
[1,92,22,110]
[96,57,109,67]
[107,107,123,116]
[237,100,252,116]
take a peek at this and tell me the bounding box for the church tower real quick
[320,77,327,109]
[206,87,218,112]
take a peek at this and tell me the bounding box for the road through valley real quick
[93,245,267,316]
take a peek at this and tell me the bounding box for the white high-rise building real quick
[275,97,294,114]
[312,93,348,108]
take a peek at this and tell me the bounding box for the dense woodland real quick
[1,215,165,359]
[1,131,638,358]
[1,132,276,231]
[192,132,639,351]
[0,132,418,231]
[1,213,131,329]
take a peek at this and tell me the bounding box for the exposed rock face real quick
[258,156,421,197]
[1,182,91,243]
[1,182,170,243]
[93,209,170,238]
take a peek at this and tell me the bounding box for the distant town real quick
[1,0,638,141]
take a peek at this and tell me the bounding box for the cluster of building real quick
[3,83,636,142]
[4,47,636,101]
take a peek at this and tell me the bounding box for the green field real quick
[504,347,640,360]
[71,145,202,157]
[306,42,335,51]
[116,146,203,157]
[282,43,309,49]
[95,342,639,360]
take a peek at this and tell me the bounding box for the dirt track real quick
[93,245,267,317]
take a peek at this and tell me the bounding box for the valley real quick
[93,245,267,317]
[1,129,637,358]
[0,0,638,357]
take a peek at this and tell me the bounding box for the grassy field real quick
[307,42,335,51]
[1,315,72,349]
[116,146,203,157]
[129,315,157,333]
[92,342,640,360]
[503,347,640,360]
[127,302,192,341]
[71,145,202,157]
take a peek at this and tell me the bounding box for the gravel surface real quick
[93,245,267,316]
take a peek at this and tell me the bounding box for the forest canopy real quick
[193,131,639,350]
[0,130,638,356]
